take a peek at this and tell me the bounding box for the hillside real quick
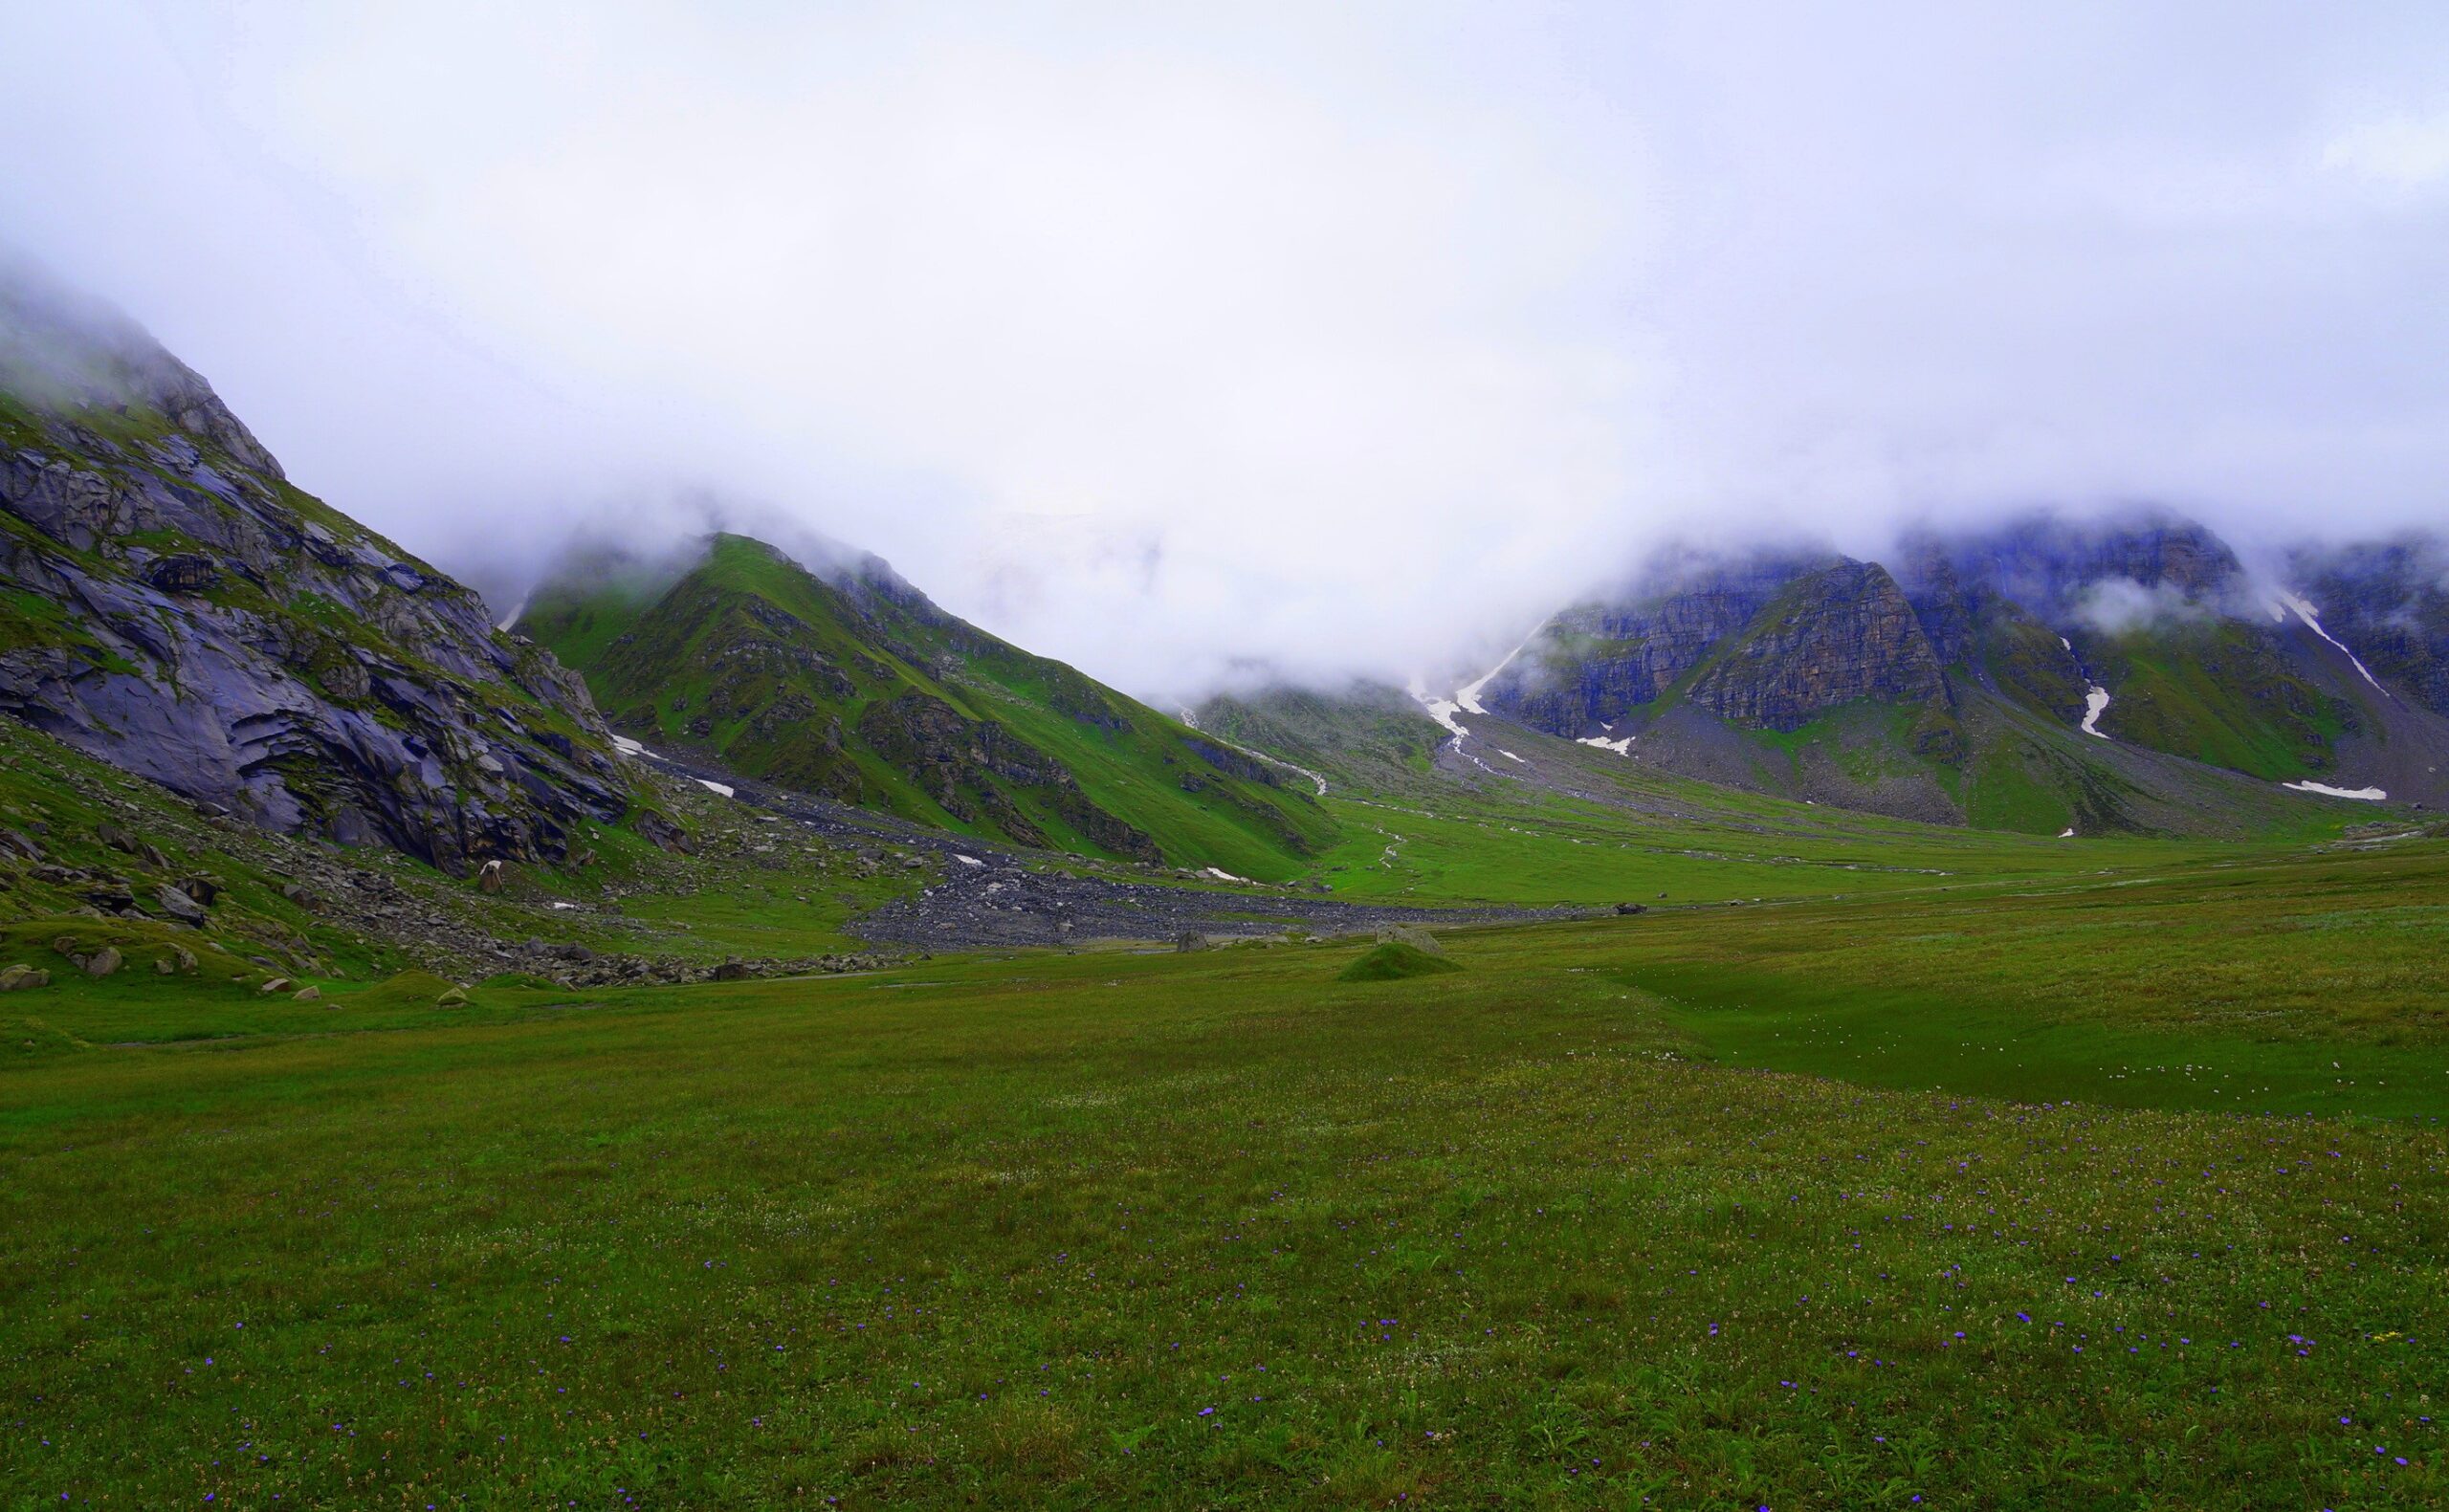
[1447,512,2449,832]
[0,265,650,873]
[521,533,1337,877]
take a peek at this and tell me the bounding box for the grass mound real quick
[346,970,466,1012]
[1336,940,1464,981]
[0,1017,87,1059]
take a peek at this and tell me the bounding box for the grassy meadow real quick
[5,831,2446,1507]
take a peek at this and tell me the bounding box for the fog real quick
[6,1,2448,698]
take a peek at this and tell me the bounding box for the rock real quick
[258,976,293,994]
[84,947,121,977]
[634,808,693,854]
[179,875,224,906]
[0,275,638,878]
[476,860,505,893]
[0,827,43,861]
[1613,902,1648,915]
[435,987,469,1008]
[155,885,208,925]
[292,986,320,1002]
[142,552,221,592]
[0,964,50,992]
[710,960,754,981]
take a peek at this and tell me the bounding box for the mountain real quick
[2285,536,2449,720]
[1454,510,2449,831]
[519,533,1337,877]
[1188,679,1446,796]
[0,265,651,873]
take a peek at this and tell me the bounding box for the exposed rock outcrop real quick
[0,264,643,873]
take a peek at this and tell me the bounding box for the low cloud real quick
[6,3,2449,700]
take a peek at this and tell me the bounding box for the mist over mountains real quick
[9,4,2449,700]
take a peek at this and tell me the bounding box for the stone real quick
[142,552,222,592]
[1613,902,1648,915]
[179,876,224,906]
[435,987,470,1008]
[710,960,753,981]
[155,886,208,925]
[84,947,121,977]
[292,986,320,1002]
[258,976,293,994]
[0,964,50,992]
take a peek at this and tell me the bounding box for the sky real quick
[5,1,2448,697]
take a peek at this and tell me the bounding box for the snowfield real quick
[2081,686,2111,738]
[2273,591,2389,695]
[2282,780,2387,801]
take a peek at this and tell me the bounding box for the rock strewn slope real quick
[0,270,637,872]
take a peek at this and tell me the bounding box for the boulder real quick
[435,987,470,1008]
[258,976,293,995]
[83,947,121,977]
[155,885,208,925]
[710,960,754,981]
[292,986,320,1002]
[141,552,221,592]
[1614,902,1647,916]
[0,964,50,992]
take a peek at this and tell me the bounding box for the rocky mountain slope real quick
[0,267,650,873]
[519,533,1336,877]
[1450,511,2449,831]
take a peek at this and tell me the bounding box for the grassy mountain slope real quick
[523,534,1335,877]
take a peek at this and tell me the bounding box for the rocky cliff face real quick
[2287,536,2449,719]
[1480,551,1825,734]
[0,270,638,872]
[1481,551,1954,740]
[1684,561,1951,732]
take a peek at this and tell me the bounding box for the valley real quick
[4,262,2447,1508]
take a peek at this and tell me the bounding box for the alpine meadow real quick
[5,5,2449,1509]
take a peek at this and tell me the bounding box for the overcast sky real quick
[6,2,2449,695]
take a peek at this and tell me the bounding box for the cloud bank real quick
[6,2,2449,697]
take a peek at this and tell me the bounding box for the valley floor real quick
[4,834,2446,1507]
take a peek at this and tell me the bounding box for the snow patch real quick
[1203,866,1251,883]
[2282,780,2387,801]
[1456,624,1545,714]
[953,854,985,866]
[2080,686,2111,738]
[2058,635,2072,651]
[495,592,531,632]
[610,734,664,761]
[2058,827,2076,839]
[695,778,736,799]
[2273,590,2389,695]
[1578,735,1634,756]
[1497,749,1525,763]
[550,901,580,910]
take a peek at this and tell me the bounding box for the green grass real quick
[524,534,1333,876]
[1335,939,1462,981]
[3,837,2446,1506]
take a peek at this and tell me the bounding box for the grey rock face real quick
[1684,561,1949,732]
[0,274,643,873]
[1482,551,1825,735]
